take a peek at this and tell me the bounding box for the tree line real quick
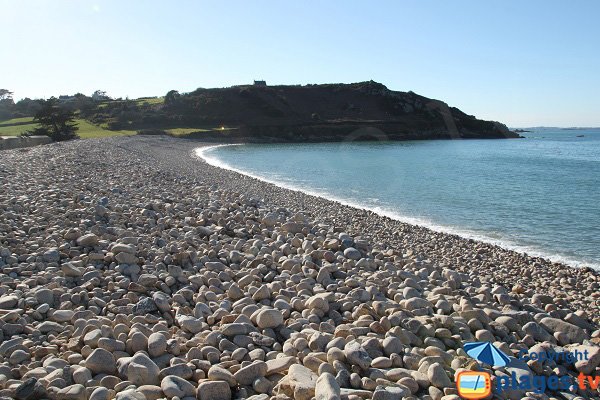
[0,87,226,142]
[0,89,147,141]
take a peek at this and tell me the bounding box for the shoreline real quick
[184,139,600,321]
[196,143,598,271]
[1,135,599,400]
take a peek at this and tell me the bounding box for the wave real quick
[195,145,599,270]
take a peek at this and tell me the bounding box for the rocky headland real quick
[169,81,520,142]
[0,136,598,400]
[84,81,520,143]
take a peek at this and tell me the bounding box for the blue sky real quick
[1,0,599,127]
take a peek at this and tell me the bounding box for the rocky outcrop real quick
[167,81,521,142]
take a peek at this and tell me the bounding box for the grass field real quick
[166,127,211,136]
[0,116,35,126]
[74,120,136,138]
[0,115,235,140]
[0,117,136,138]
[135,97,164,106]
[0,117,38,136]
[95,97,164,109]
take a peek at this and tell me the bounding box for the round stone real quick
[256,309,284,329]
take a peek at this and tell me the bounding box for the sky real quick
[1,0,599,127]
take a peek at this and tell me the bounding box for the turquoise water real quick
[198,128,600,269]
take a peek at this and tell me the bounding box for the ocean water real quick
[197,128,600,269]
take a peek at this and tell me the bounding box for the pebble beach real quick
[0,135,599,400]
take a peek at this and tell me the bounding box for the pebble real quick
[120,353,161,386]
[427,362,452,389]
[287,364,318,400]
[161,375,195,398]
[315,372,341,400]
[76,233,99,247]
[372,386,410,400]
[344,342,372,370]
[234,361,268,385]
[573,345,600,374]
[208,365,237,387]
[115,389,146,400]
[256,308,284,328]
[42,248,61,263]
[0,136,598,400]
[89,388,110,399]
[56,384,86,400]
[85,348,117,375]
[197,380,232,400]
[61,262,83,277]
[138,385,162,400]
[540,317,587,344]
[147,332,167,357]
[51,309,74,322]
[343,247,361,260]
[15,378,46,400]
[0,294,18,308]
[266,356,297,375]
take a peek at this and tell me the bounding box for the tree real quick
[0,89,13,101]
[92,90,110,101]
[14,97,42,116]
[73,93,97,117]
[0,89,15,119]
[29,98,79,141]
[164,90,181,107]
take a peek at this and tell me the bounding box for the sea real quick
[197,128,600,269]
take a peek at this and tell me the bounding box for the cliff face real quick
[170,81,519,141]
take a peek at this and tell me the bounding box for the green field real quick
[0,116,35,126]
[166,127,211,136]
[0,111,236,140]
[135,97,164,106]
[0,117,136,138]
[74,120,136,138]
[0,117,37,136]
[95,97,164,109]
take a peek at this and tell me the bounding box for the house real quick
[253,80,267,87]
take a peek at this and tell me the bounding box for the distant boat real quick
[576,134,585,137]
